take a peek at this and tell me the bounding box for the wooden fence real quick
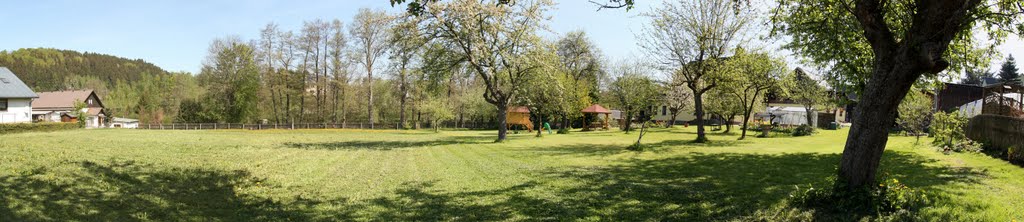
[137,121,498,130]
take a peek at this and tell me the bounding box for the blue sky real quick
[1,0,1022,78]
[0,0,656,74]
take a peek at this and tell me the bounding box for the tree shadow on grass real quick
[349,151,990,221]
[0,160,331,221]
[0,152,993,221]
[284,137,487,151]
[517,140,751,158]
[645,139,749,149]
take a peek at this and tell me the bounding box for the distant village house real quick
[33,90,107,128]
[0,68,39,123]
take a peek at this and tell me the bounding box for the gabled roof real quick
[0,67,39,98]
[508,106,530,113]
[581,104,612,114]
[112,117,139,123]
[34,90,102,109]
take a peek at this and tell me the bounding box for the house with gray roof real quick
[0,67,39,123]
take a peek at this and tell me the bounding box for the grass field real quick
[1,127,1022,221]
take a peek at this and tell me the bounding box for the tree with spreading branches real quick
[638,0,750,142]
[418,0,554,142]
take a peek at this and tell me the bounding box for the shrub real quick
[792,124,814,136]
[557,128,570,134]
[0,122,81,134]
[1009,146,1024,163]
[941,139,983,154]
[930,111,968,148]
[790,177,929,220]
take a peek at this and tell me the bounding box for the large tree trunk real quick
[623,113,634,132]
[367,73,374,129]
[536,114,543,137]
[693,90,708,142]
[496,103,509,142]
[561,114,571,131]
[804,106,814,127]
[740,113,751,140]
[838,56,922,189]
[399,69,408,129]
[838,0,976,190]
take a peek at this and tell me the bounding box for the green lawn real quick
[1,127,1021,221]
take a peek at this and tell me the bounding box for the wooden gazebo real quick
[581,104,612,131]
[507,106,533,132]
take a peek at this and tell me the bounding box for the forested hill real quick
[0,48,169,91]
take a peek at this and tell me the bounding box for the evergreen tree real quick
[999,55,1020,84]
[961,69,993,86]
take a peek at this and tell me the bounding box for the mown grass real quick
[0,127,1021,221]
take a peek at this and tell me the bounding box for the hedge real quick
[0,122,81,134]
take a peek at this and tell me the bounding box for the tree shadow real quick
[345,151,991,221]
[0,152,994,221]
[645,139,749,149]
[518,140,752,158]
[0,160,332,221]
[283,137,486,151]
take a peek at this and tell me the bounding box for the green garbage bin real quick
[828,122,838,130]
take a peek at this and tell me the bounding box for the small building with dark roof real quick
[933,83,984,112]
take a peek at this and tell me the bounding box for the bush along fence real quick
[137,121,499,130]
[0,122,80,134]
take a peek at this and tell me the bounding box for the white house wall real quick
[0,99,33,123]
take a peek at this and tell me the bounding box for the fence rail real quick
[137,121,499,130]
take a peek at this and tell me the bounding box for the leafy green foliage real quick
[418,96,455,132]
[721,49,789,138]
[419,0,554,141]
[197,38,262,123]
[1009,146,1024,163]
[0,48,200,123]
[787,68,824,125]
[640,0,750,142]
[608,63,661,132]
[0,122,79,134]
[555,31,604,123]
[790,177,929,220]
[897,89,933,142]
[0,48,168,91]
[71,100,88,128]
[792,124,815,137]
[930,111,982,153]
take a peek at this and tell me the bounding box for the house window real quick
[662,106,667,115]
[87,99,93,105]
[0,99,7,111]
